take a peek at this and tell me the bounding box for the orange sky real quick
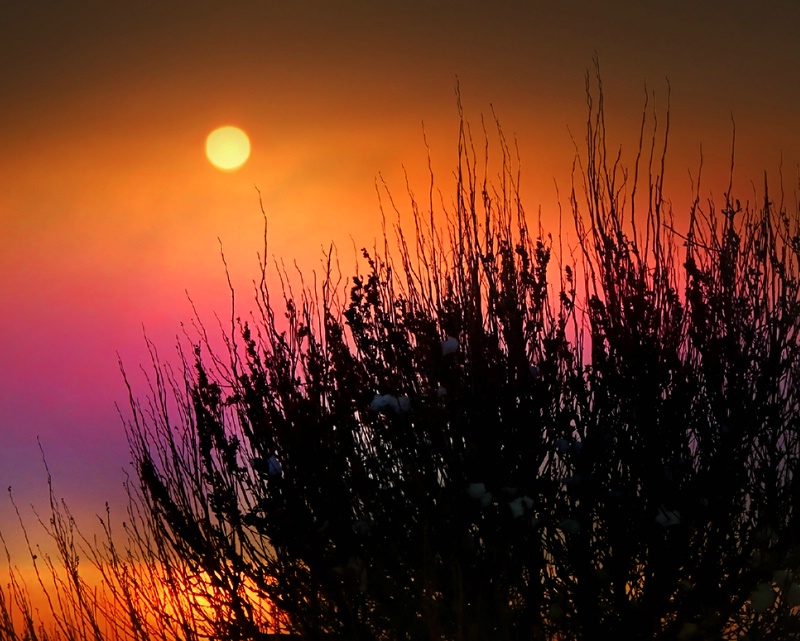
[1,1,799,579]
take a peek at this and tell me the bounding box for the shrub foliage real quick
[110,76,800,640]
[0,72,800,641]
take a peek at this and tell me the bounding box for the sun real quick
[205,126,251,172]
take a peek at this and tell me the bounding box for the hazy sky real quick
[1,1,798,555]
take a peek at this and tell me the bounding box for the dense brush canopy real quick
[121,79,800,641]
[120,77,800,640]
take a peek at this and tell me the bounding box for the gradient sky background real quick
[1,1,799,560]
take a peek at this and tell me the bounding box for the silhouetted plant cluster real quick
[2,69,799,641]
[121,71,800,640]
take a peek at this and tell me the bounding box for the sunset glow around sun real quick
[205,126,251,171]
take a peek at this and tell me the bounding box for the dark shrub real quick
[124,73,800,641]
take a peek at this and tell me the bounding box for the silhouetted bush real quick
[125,70,800,640]
[3,68,799,641]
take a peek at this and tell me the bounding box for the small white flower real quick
[655,506,681,527]
[441,336,459,355]
[266,455,283,477]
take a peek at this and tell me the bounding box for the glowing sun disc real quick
[206,126,250,171]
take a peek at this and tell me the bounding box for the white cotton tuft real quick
[441,336,459,355]
[266,455,283,477]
